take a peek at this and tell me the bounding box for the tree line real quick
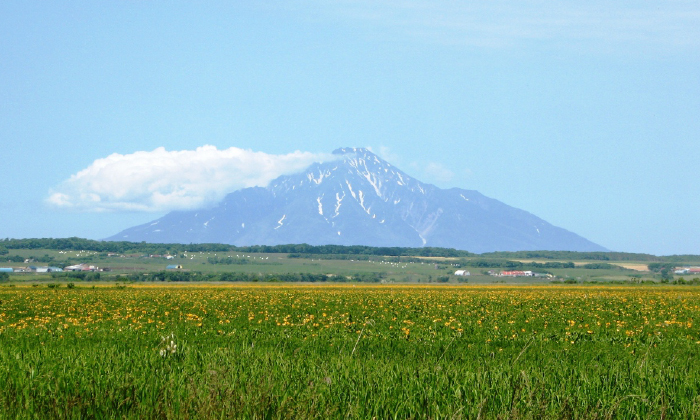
[2,237,698,263]
[120,271,383,283]
[0,238,472,258]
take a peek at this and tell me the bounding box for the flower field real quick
[1,284,700,419]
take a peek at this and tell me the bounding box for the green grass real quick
[3,247,679,284]
[1,285,700,419]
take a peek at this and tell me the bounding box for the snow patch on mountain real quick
[358,190,371,215]
[107,147,607,253]
[346,180,357,199]
[334,192,344,217]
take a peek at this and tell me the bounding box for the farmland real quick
[1,284,700,419]
[4,246,699,285]
[3,238,700,284]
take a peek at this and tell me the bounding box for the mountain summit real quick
[108,147,605,252]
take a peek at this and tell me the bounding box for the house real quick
[35,266,63,273]
[454,270,470,276]
[64,264,96,272]
[500,270,534,277]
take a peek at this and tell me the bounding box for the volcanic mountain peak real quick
[271,147,427,202]
[108,147,606,253]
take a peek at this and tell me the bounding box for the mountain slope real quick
[107,147,606,253]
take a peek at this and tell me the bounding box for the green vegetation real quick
[5,237,698,262]
[0,238,473,258]
[1,285,700,419]
[3,238,700,285]
[481,250,700,262]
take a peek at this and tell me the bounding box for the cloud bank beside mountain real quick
[47,146,335,212]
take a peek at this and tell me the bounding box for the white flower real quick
[159,333,178,357]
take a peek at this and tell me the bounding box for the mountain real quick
[107,147,606,253]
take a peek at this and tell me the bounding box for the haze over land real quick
[1,2,699,255]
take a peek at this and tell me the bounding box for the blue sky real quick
[1,1,698,255]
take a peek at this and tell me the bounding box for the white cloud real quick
[47,146,335,212]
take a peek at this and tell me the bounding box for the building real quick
[675,267,700,275]
[454,270,470,276]
[64,264,97,272]
[500,270,534,277]
[166,265,183,270]
[33,266,63,273]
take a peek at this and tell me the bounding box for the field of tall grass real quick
[1,284,699,419]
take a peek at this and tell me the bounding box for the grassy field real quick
[6,247,700,284]
[1,284,700,419]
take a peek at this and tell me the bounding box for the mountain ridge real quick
[108,147,606,253]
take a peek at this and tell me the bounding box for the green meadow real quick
[4,246,697,284]
[2,284,700,419]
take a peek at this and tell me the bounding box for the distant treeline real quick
[480,250,700,263]
[0,238,470,258]
[207,256,249,265]
[2,237,699,262]
[462,259,575,269]
[288,254,376,261]
[206,256,282,266]
[122,271,383,283]
[51,272,102,281]
[457,260,621,270]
